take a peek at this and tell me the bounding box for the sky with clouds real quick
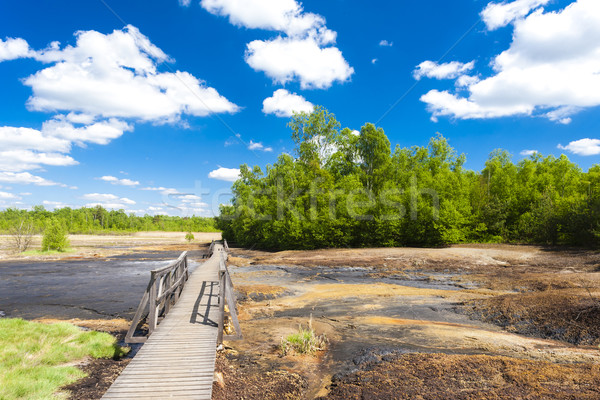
[0,0,598,216]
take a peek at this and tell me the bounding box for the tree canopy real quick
[218,106,600,249]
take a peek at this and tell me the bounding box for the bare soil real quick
[0,231,221,261]
[5,239,600,399]
[319,352,600,400]
[219,244,600,399]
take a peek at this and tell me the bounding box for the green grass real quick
[20,249,76,256]
[280,322,328,356]
[0,318,128,400]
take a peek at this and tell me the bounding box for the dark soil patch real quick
[212,352,307,400]
[64,357,130,400]
[319,352,600,400]
[462,289,600,345]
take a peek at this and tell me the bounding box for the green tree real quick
[41,219,70,252]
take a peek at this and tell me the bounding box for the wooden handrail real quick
[217,248,242,344]
[125,251,189,344]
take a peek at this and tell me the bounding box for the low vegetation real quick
[219,106,600,249]
[185,232,195,242]
[0,206,219,235]
[41,219,70,252]
[280,322,327,356]
[0,318,127,400]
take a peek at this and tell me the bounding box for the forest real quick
[0,205,218,234]
[218,107,600,249]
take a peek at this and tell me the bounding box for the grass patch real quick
[20,249,76,256]
[0,318,128,400]
[280,320,327,356]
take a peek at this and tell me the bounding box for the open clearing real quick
[1,237,599,399]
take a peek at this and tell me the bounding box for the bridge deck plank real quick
[102,246,225,400]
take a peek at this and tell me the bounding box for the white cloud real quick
[22,25,238,122]
[43,200,70,209]
[520,149,538,156]
[141,186,184,196]
[558,138,600,156]
[82,193,119,202]
[482,0,551,30]
[246,36,353,89]
[179,0,191,6]
[0,149,77,172]
[262,89,313,117]
[455,75,480,87]
[379,40,393,47]
[371,58,378,64]
[413,60,475,80]
[0,191,18,199]
[208,167,240,182]
[42,117,132,146]
[82,193,136,209]
[0,172,62,186]
[199,0,351,90]
[0,37,31,61]
[248,140,273,152]
[0,126,71,152]
[200,0,332,39]
[420,0,600,124]
[99,175,140,186]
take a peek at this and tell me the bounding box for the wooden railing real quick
[125,252,189,344]
[217,250,242,344]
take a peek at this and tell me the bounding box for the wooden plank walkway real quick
[102,245,224,399]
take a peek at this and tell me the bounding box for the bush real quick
[185,232,195,242]
[41,219,70,252]
[280,319,327,356]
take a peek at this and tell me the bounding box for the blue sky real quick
[0,0,598,216]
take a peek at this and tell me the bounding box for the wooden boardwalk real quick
[102,245,224,399]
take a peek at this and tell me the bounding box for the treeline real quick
[217,107,600,249]
[0,205,219,234]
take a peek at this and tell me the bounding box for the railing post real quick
[217,265,226,345]
[148,273,158,335]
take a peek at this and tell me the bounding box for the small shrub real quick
[41,219,70,252]
[185,232,195,243]
[9,219,35,252]
[280,319,327,356]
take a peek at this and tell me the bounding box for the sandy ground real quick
[0,231,221,261]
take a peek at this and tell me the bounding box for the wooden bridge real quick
[102,241,240,400]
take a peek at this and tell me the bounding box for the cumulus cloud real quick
[558,138,600,156]
[379,40,393,47]
[0,191,18,199]
[208,167,240,182]
[0,25,239,183]
[82,193,136,209]
[413,60,475,80]
[419,0,600,124]
[520,149,538,156]
[42,117,132,146]
[43,200,70,209]
[0,117,129,172]
[200,0,334,39]
[0,37,31,61]
[199,0,352,89]
[262,89,313,117]
[0,172,62,186]
[248,140,273,152]
[481,0,551,30]
[98,175,140,186]
[246,36,353,89]
[22,26,238,122]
